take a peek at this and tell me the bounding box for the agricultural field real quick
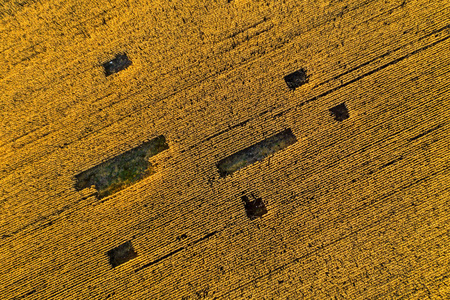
[0,0,449,299]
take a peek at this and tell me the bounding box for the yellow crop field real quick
[1,0,449,298]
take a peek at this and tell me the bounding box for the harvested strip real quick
[75,135,169,199]
[217,128,297,177]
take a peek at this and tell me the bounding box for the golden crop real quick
[0,0,449,299]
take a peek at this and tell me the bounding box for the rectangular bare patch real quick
[216,128,297,177]
[107,240,137,268]
[284,68,308,90]
[329,102,349,121]
[103,53,132,76]
[241,194,267,220]
[75,135,169,199]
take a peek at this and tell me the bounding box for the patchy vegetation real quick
[217,128,297,177]
[75,135,169,199]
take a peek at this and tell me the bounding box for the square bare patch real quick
[329,102,349,121]
[284,68,308,90]
[103,53,132,76]
[107,240,138,268]
[241,194,267,220]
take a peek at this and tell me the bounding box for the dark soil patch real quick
[284,68,309,90]
[329,102,349,121]
[103,53,132,76]
[241,194,267,220]
[107,240,138,268]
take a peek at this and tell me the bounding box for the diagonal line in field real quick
[0,0,383,150]
[220,170,450,298]
[1,24,449,239]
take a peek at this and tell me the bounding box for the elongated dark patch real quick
[107,240,138,268]
[103,53,132,76]
[11,289,36,300]
[75,135,169,199]
[409,124,442,141]
[216,128,297,177]
[134,231,217,272]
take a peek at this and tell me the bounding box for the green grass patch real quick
[217,128,297,177]
[75,135,169,199]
